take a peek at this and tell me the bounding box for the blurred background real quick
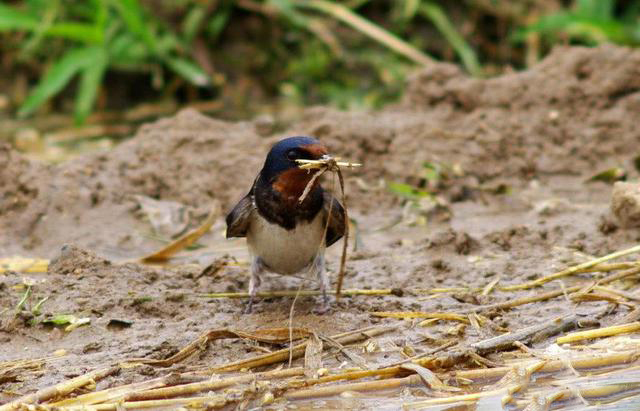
[1,0,639,160]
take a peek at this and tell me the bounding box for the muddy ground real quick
[1,44,640,409]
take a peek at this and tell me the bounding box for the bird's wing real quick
[225,192,255,238]
[323,191,346,247]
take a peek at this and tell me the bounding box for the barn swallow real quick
[225,136,345,313]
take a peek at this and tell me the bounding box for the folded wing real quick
[323,191,346,247]
[225,193,254,238]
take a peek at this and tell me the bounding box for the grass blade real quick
[300,0,433,66]
[18,46,103,118]
[0,3,39,31]
[75,49,108,124]
[113,0,158,53]
[577,0,615,20]
[164,56,210,86]
[45,22,103,44]
[420,2,482,76]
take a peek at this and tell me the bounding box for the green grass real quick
[1,0,638,123]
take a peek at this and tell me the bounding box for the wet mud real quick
[1,44,640,409]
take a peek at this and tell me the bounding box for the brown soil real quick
[2,44,640,409]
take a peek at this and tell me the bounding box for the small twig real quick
[335,167,349,299]
[471,314,578,354]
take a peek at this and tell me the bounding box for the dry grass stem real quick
[43,395,227,411]
[123,328,313,367]
[557,321,640,344]
[209,325,395,373]
[295,156,356,298]
[200,289,398,298]
[471,266,640,312]
[140,201,220,263]
[49,374,198,406]
[501,245,640,291]
[371,311,470,323]
[455,349,640,381]
[0,367,120,411]
[285,374,422,399]
[295,158,362,169]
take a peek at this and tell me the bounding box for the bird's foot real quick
[312,295,331,315]
[243,298,255,314]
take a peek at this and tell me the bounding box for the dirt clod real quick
[611,181,640,228]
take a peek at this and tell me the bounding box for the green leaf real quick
[93,0,108,31]
[75,50,108,124]
[576,0,614,20]
[19,46,104,118]
[269,0,309,27]
[108,33,149,64]
[422,162,442,183]
[44,314,76,325]
[0,3,39,31]
[45,22,103,43]
[207,8,231,40]
[402,0,420,20]
[113,0,158,54]
[164,56,209,86]
[182,4,206,43]
[388,182,430,199]
[586,167,627,184]
[420,2,481,76]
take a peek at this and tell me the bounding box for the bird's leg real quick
[313,253,330,314]
[245,257,264,314]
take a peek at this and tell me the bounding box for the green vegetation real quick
[0,0,209,123]
[0,0,638,124]
[518,0,640,46]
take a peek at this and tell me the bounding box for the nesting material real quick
[296,156,361,298]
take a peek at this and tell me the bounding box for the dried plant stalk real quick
[285,375,422,399]
[205,325,394,373]
[557,322,640,344]
[140,201,220,262]
[0,367,119,411]
[371,311,470,323]
[501,245,640,291]
[471,266,640,313]
[455,350,640,381]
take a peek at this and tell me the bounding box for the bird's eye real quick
[286,150,299,161]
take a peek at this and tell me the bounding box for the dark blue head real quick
[260,136,328,182]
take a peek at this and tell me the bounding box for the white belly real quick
[247,212,325,274]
